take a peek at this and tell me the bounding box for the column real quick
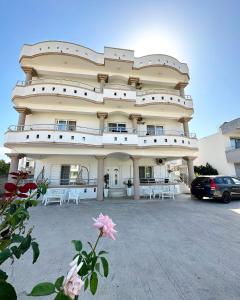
[97,74,108,92]
[131,156,141,200]
[129,114,141,133]
[185,157,195,185]
[97,112,108,134]
[128,77,139,88]
[179,117,191,137]
[175,82,187,98]
[22,67,36,84]
[15,107,31,130]
[8,154,24,181]
[96,156,105,201]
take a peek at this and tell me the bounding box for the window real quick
[232,177,240,184]
[223,177,233,185]
[146,125,163,136]
[230,138,240,149]
[108,123,127,133]
[60,165,84,185]
[139,166,154,183]
[56,120,76,131]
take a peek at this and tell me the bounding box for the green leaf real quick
[72,240,82,252]
[100,257,109,277]
[31,242,40,264]
[0,269,8,281]
[98,250,108,256]
[0,249,12,264]
[29,282,55,296]
[90,272,98,295]
[55,276,64,291]
[11,234,24,243]
[95,262,100,273]
[11,246,21,259]
[19,234,31,254]
[78,263,89,276]
[84,277,89,291]
[0,281,17,300]
[9,204,17,214]
[54,292,71,299]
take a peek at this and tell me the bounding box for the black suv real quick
[191,176,240,203]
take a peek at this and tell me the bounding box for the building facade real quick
[195,118,240,177]
[4,41,198,200]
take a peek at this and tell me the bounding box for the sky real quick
[1,0,240,160]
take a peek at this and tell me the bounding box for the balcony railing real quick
[7,124,196,138]
[13,79,193,108]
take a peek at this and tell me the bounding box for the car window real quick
[232,177,240,185]
[194,177,210,184]
[214,177,224,184]
[222,177,233,185]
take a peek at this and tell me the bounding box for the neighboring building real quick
[195,118,240,176]
[4,41,198,200]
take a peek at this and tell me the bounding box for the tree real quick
[194,163,218,175]
[0,160,10,175]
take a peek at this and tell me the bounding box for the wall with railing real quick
[20,41,189,75]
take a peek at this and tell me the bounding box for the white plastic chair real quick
[44,188,66,206]
[162,185,175,199]
[152,185,163,199]
[142,186,153,199]
[67,189,80,204]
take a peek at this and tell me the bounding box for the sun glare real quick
[122,28,187,62]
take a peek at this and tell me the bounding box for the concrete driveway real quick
[6,195,240,300]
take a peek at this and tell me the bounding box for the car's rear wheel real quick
[196,195,203,200]
[221,191,231,204]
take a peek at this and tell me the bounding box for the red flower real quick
[4,183,17,192]
[4,192,14,198]
[9,172,20,176]
[17,193,29,198]
[19,182,37,193]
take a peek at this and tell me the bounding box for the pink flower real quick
[93,213,117,240]
[63,257,84,299]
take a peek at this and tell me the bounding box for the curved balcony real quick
[12,80,193,110]
[20,41,189,75]
[5,124,198,149]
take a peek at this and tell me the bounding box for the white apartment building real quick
[196,118,240,177]
[4,41,198,200]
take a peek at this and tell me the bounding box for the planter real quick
[104,188,109,198]
[127,187,132,197]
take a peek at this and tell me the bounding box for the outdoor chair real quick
[152,185,163,199]
[161,185,175,200]
[43,188,66,206]
[67,189,80,204]
[142,186,153,199]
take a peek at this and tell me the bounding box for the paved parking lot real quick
[6,195,240,300]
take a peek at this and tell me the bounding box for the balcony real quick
[5,124,198,149]
[20,41,189,75]
[12,79,193,110]
[226,146,240,163]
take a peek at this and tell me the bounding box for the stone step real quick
[109,188,126,198]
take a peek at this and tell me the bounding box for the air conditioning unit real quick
[156,158,166,165]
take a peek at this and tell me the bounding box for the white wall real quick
[195,131,236,175]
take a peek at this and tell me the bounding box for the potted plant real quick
[104,173,109,198]
[124,179,133,197]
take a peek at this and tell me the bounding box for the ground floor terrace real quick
[9,151,196,199]
[6,195,240,300]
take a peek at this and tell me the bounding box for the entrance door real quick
[109,167,121,187]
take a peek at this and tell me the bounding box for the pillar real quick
[131,156,141,200]
[128,77,139,88]
[97,74,108,92]
[179,117,191,137]
[97,112,108,134]
[15,107,31,130]
[8,154,24,181]
[185,157,195,185]
[129,114,141,134]
[22,67,36,84]
[96,156,105,201]
[175,82,187,98]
